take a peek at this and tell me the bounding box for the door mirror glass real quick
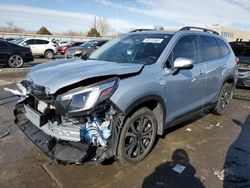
[173,57,194,75]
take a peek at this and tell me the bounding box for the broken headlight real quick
[56,79,118,113]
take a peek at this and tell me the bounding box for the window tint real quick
[25,39,35,45]
[0,41,9,47]
[200,36,220,61]
[35,39,49,44]
[168,35,199,65]
[218,39,230,57]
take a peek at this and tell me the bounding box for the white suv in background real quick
[18,38,58,59]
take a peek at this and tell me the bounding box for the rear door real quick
[164,35,206,121]
[24,39,37,54]
[200,35,225,105]
[33,39,49,55]
[0,41,10,64]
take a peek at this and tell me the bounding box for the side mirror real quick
[173,57,194,75]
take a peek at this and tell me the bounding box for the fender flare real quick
[124,94,166,135]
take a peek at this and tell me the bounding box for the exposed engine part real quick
[80,108,116,146]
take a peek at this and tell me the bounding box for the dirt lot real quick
[0,60,249,188]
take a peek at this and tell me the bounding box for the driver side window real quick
[167,35,199,67]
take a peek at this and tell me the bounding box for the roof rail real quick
[179,26,219,35]
[130,29,155,33]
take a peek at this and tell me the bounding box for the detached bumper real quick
[14,105,95,164]
[14,104,124,164]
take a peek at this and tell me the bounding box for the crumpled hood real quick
[27,58,143,94]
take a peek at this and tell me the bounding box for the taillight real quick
[235,57,240,64]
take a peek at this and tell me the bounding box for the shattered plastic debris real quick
[205,122,222,129]
[0,131,10,139]
[214,168,248,182]
[186,128,192,132]
[172,164,186,174]
[215,122,220,127]
[200,175,206,181]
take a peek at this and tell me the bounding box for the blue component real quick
[80,126,87,141]
[93,116,100,125]
[102,127,111,139]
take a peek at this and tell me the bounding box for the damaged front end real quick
[10,78,125,164]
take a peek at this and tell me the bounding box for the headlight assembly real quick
[56,79,118,113]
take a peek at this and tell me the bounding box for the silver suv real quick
[11,27,238,165]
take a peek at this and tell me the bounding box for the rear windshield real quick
[89,33,172,64]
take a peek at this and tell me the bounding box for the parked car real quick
[0,40,33,68]
[58,41,72,47]
[65,40,108,58]
[16,38,58,59]
[11,27,237,165]
[230,41,250,87]
[5,37,16,42]
[58,42,83,55]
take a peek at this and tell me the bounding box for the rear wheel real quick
[44,50,54,59]
[117,107,157,165]
[211,83,234,115]
[8,54,24,68]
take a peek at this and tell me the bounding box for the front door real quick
[163,35,207,122]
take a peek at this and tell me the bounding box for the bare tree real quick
[96,17,110,37]
[0,21,24,33]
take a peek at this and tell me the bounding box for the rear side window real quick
[200,36,220,61]
[218,39,230,57]
[25,39,35,45]
[35,40,49,45]
[168,35,199,65]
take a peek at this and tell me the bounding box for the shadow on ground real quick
[142,149,204,188]
[221,115,250,188]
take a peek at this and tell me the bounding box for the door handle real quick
[199,70,206,76]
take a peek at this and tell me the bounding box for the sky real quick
[0,0,250,34]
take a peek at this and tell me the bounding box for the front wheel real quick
[117,107,157,165]
[211,83,234,115]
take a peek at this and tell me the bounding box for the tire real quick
[117,107,157,165]
[44,50,54,59]
[8,54,24,68]
[211,83,234,115]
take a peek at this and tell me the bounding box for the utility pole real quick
[94,16,96,29]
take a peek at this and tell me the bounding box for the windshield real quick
[11,38,24,44]
[89,33,172,64]
[80,40,97,48]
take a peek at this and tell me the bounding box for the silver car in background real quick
[12,26,237,165]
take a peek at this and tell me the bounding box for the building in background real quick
[163,25,250,42]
